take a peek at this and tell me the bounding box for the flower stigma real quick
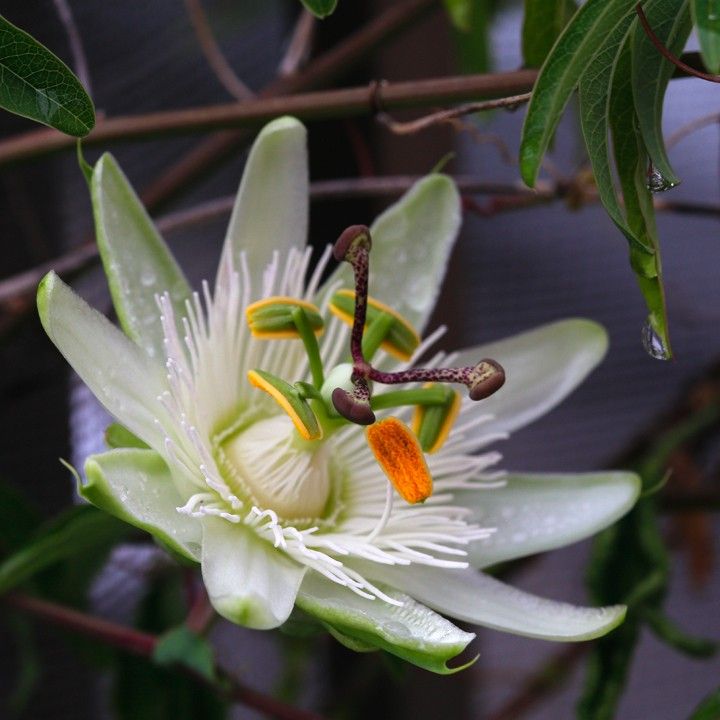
[243,224,507,510]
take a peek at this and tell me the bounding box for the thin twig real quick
[0,70,538,167]
[636,3,720,83]
[184,0,254,101]
[51,0,92,96]
[0,176,545,307]
[279,10,316,77]
[3,591,328,720]
[666,111,720,148]
[377,92,532,135]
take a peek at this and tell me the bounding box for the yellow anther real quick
[246,296,324,340]
[247,369,322,441]
[412,384,462,454]
[328,289,420,361]
[366,417,433,504]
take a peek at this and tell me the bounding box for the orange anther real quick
[366,417,433,504]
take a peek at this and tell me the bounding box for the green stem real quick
[370,386,449,410]
[362,313,395,361]
[292,307,324,388]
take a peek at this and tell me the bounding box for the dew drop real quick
[646,165,677,193]
[141,268,156,287]
[641,319,670,360]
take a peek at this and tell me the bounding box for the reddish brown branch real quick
[636,3,720,83]
[0,71,538,167]
[184,0,254,101]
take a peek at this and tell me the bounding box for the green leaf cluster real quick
[578,407,719,720]
[519,0,698,358]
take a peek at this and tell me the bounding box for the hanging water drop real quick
[641,319,670,360]
[646,165,677,193]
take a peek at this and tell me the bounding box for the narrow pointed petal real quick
[37,272,167,449]
[453,319,608,435]
[320,175,461,333]
[217,117,308,288]
[357,564,626,641]
[297,572,475,674]
[200,517,305,630]
[92,153,191,360]
[456,471,640,568]
[83,448,201,561]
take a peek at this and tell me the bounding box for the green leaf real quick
[153,626,216,682]
[519,0,636,187]
[299,0,338,18]
[447,0,493,74]
[578,13,651,253]
[6,614,40,717]
[0,480,40,554]
[91,153,191,360]
[609,36,672,358]
[0,14,94,136]
[522,0,578,68]
[690,687,720,720]
[642,607,718,657]
[0,504,128,594]
[443,0,473,30]
[692,0,720,73]
[631,0,692,189]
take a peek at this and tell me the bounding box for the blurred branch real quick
[486,645,588,720]
[52,0,92,97]
[0,71,538,166]
[279,9,316,77]
[184,0,254,101]
[3,591,328,720]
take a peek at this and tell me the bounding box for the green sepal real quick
[296,574,476,675]
[330,291,419,360]
[105,423,150,450]
[78,450,201,563]
[153,626,217,681]
[247,300,323,338]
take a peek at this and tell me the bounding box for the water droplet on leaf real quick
[646,165,677,193]
[641,319,670,360]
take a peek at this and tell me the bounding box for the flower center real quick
[219,415,332,521]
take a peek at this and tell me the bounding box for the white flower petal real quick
[356,563,626,641]
[320,175,461,332]
[83,448,201,561]
[296,571,475,674]
[217,117,308,288]
[200,517,306,630]
[37,272,167,448]
[91,153,191,361]
[454,319,608,435]
[457,471,640,568]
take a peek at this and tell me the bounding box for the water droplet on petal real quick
[646,165,677,193]
[641,319,670,360]
[141,268,156,287]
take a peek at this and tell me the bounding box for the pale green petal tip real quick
[575,604,627,641]
[212,594,285,630]
[36,270,58,333]
[257,115,306,139]
[565,317,609,362]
